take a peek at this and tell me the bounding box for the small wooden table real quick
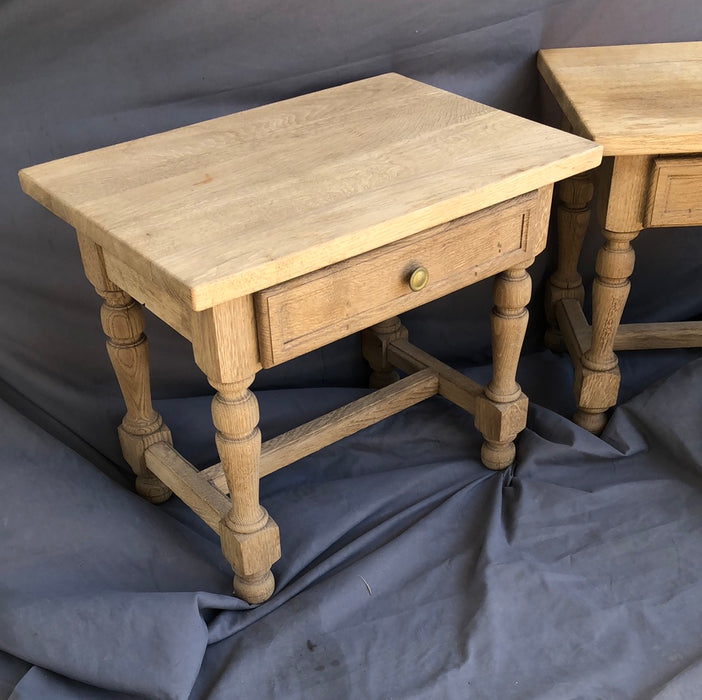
[20,74,600,602]
[539,42,702,433]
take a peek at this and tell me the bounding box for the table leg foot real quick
[573,409,608,435]
[212,378,281,604]
[480,440,516,471]
[235,569,276,604]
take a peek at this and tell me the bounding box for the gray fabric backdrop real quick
[2,1,702,698]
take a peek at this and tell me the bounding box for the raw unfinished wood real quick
[202,368,440,494]
[571,226,638,433]
[614,322,702,350]
[558,299,702,354]
[19,73,601,311]
[475,261,532,469]
[646,156,702,227]
[555,298,590,363]
[540,42,702,433]
[538,42,702,155]
[362,317,408,389]
[103,250,193,340]
[144,442,230,532]
[256,192,539,367]
[76,232,172,503]
[545,170,595,350]
[387,331,529,470]
[192,297,279,604]
[386,338,484,414]
[597,156,652,232]
[585,228,639,370]
[22,73,602,602]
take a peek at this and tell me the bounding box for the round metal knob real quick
[408,265,429,292]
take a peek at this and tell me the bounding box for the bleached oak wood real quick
[539,42,702,433]
[202,368,440,494]
[558,299,702,354]
[614,323,702,350]
[21,74,602,600]
[475,261,532,469]
[103,250,193,340]
[386,338,484,414]
[569,225,638,434]
[538,42,702,155]
[362,317,408,389]
[545,170,595,351]
[144,442,230,532]
[647,156,702,227]
[76,232,173,503]
[597,156,652,233]
[191,297,279,604]
[556,298,590,363]
[256,191,539,367]
[20,74,600,311]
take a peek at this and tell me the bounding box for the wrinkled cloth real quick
[2,353,702,699]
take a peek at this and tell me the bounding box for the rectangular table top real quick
[20,73,600,310]
[538,42,702,157]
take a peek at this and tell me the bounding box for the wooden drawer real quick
[646,155,702,227]
[255,190,545,368]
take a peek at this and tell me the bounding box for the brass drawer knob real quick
[408,265,429,292]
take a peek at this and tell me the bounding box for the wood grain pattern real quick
[541,44,702,433]
[646,156,702,227]
[386,338,484,413]
[475,261,532,469]
[614,322,702,350]
[20,73,600,311]
[545,171,595,350]
[558,299,702,353]
[538,42,702,155]
[256,191,538,367]
[191,297,279,604]
[144,442,230,532]
[202,368,440,494]
[362,317,408,389]
[76,231,173,503]
[26,74,604,599]
[597,156,652,232]
[103,250,193,340]
[556,298,590,363]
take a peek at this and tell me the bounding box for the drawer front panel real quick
[647,155,702,227]
[256,190,542,368]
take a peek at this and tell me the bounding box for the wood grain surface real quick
[19,73,600,310]
[538,42,702,155]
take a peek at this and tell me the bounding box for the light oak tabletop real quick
[20,73,601,310]
[538,42,702,157]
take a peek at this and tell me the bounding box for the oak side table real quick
[539,42,702,433]
[20,74,600,603]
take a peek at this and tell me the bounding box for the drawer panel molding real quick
[646,155,702,227]
[255,190,548,367]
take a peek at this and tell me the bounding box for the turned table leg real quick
[77,234,172,503]
[545,171,595,351]
[193,298,280,604]
[474,261,531,470]
[574,227,639,433]
[211,377,279,602]
[362,316,408,389]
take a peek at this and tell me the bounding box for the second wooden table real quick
[539,42,702,432]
